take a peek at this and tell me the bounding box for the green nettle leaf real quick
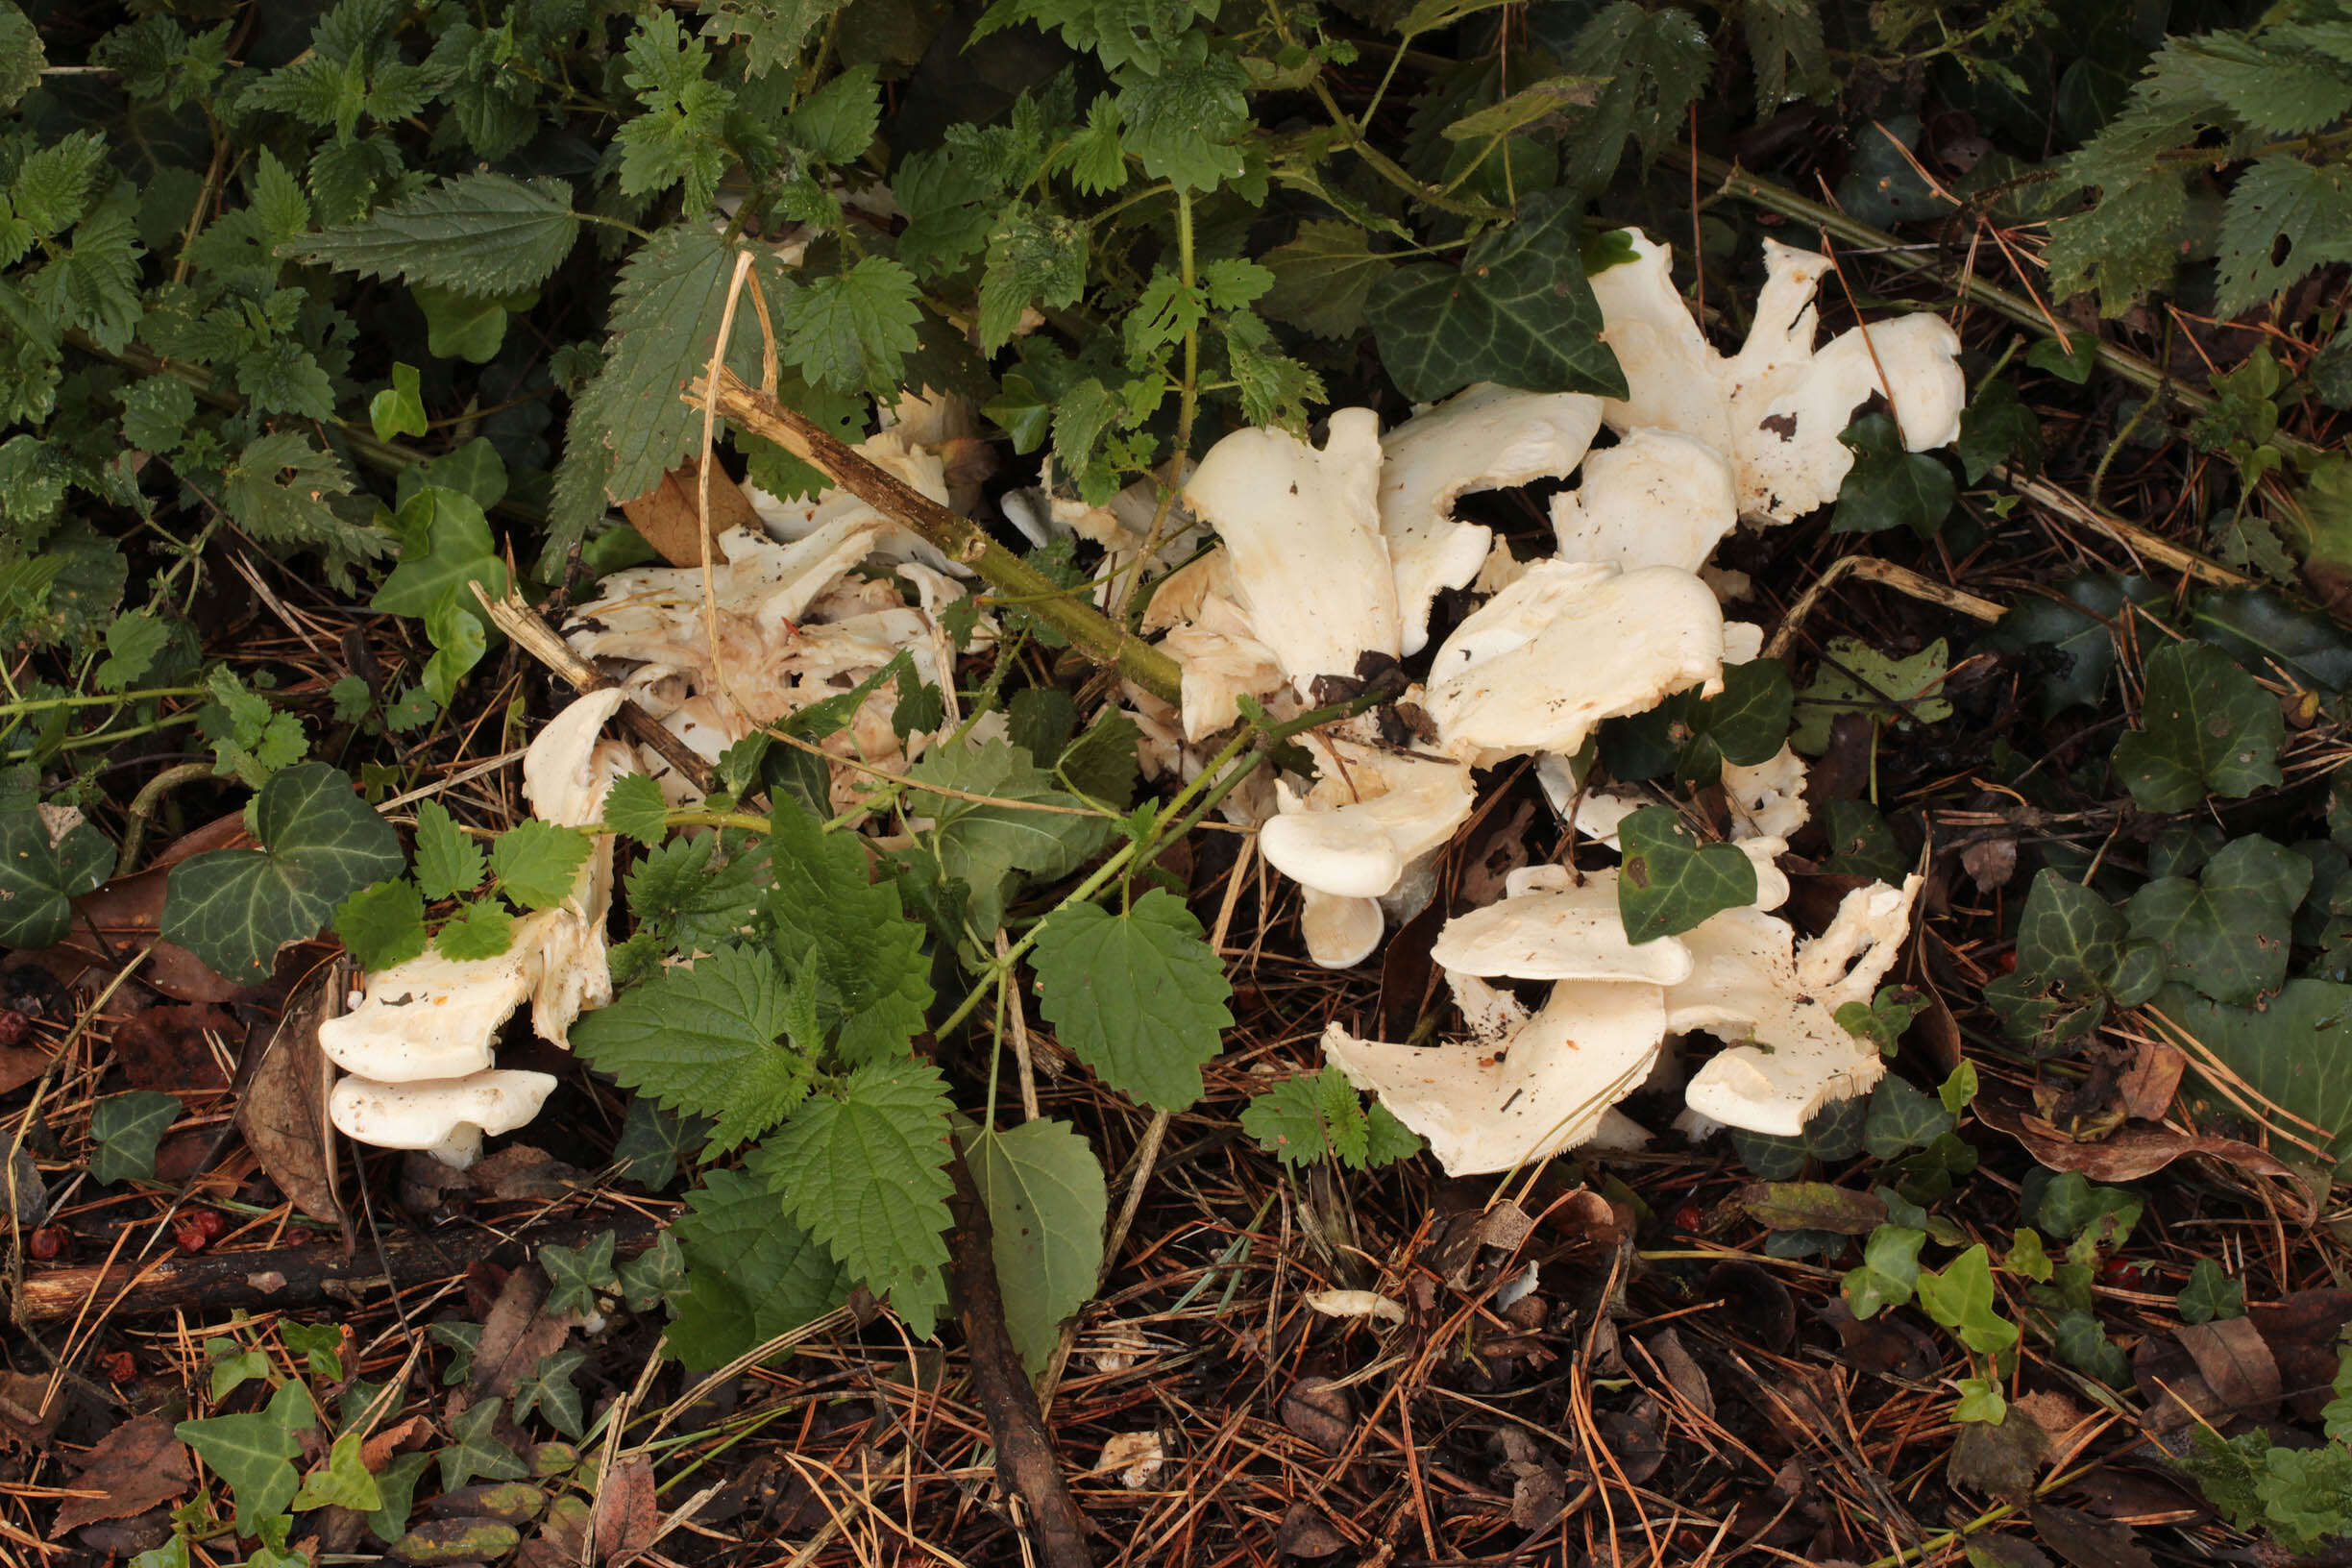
[614,10,737,214]
[1842,1223,1925,1318]
[1547,0,1710,191]
[333,878,428,971]
[178,1382,316,1534]
[761,796,933,1066]
[979,208,1090,354]
[696,0,852,77]
[412,798,485,902]
[572,944,813,1152]
[1836,986,1928,1057]
[2217,157,2352,317]
[2046,175,2194,317]
[1366,191,1628,404]
[221,432,388,591]
[119,376,197,455]
[1259,221,1392,341]
[600,774,671,846]
[784,61,881,161]
[1241,1068,1422,1169]
[670,1163,849,1369]
[765,1059,957,1337]
[2124,834,2311,1005]
[2177,1258,2246,1325]
[1833,412,1957,536]
[0,796,111,948]
[286,173,581,296]
[1031,889,1233,1113]
[2111,641,2285,813]
[1617,807,1757,943]
[162,763,406,983]
[95,609,172,691]
[778,258,922,396]
[1113,32,1251,191]
[88,1090,181,1184]
[966,1118,1109,1372]
[902,738,1115,937]
[0,3,44,112]
[489,821,594,911]
[1915,1245,2019,1357]
[628,835,764,958]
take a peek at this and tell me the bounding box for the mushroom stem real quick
[684,370,1185,707]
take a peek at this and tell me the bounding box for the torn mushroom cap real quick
[1588,230,1964,525]
[1322,977,1668,1176]
[1723,745,1809,842]
[1378,384,1604,655]
[1674,873,1923,1137]
[1549,428,1737,576]
[1260,736,1475,901]
[1182,409,1401,699]
[1423,561,1725,768]
[1300,887,1384,969]
[328,1070,558,1168]
[1430,869,1693,986]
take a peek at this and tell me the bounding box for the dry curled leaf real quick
[112,1003,235,1090]
[2173,1317,2280,1420]
[55,1415,191,1532]
[1976,1100,2308,1209]
[621,456,759,567]
[1279,1377,1355,1453]
[470,1265,571,1402]
[1274,1503,1350,1558]
[592,1454,659,1566]
[237,963,345,1228]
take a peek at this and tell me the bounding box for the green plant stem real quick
[115,759,218,875]
[1668,151,2322,463]
[0,684,206,719]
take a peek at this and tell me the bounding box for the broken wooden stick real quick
[681,368,1185,708]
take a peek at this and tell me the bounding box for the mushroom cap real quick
[1322,978,1668,1176]
[1431,871,1694,985]
[1587,232,1732,454]
[1182,409,1400,698]
[318,933,547,1083]
[1724,746,1809,841]
[328,1068,558,1169]
[1158,592,1288,743]
[1300,888,1384,968]
[1674,874,1923,1136]
[1550,429,1737,575]
[1260,740,1475,899]
[1424,562,1725,765]
[1378,384,1604,654]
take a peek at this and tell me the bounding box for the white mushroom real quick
[326,1070,559,1168]
[1261,737,1475,900]
[1422,561,1726,767]
[1182,410,1400,698]
[1322,978,1669,1176]
[1722,746,1810,842]
[1430,870,1694,986]
[1300,888,1385,969]
[1549,429,1737,574]
[1587,232,1964,525]
[1377,384,1604,652]
[1673,874,1924,1136]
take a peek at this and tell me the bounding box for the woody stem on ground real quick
[682,371,1186,707]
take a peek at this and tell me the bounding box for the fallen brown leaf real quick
[1641,1326,1716,1422]
[111,1003,235,1090]
[0,1370,61,1448]
[2117,1041,2187,1121]
[621,456,759,567]
[1976,1100,2308,1203]
[2174,1317,2280,1420]
[470,1265,571,1402]
[360,1415,432,1472]
[1279,1378,1354,1453]
[0,1045,50,1096]
[1273,1503,1349,1558]
[237,962,346,1227]
[56,1415,193,1532]
[592,1454,659,1566]
[2030,1503,2156,1568]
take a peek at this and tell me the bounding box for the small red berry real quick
[1672,1202,1705,1232]
[1996,951,2018,975]
[25,1224,66,1261]
[2098,1257,2143,1286]
[174,1209,227,1253]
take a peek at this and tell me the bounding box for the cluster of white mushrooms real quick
[320,229,1960,1176]
[1121,231,1960,1174]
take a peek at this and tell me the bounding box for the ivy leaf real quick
[1915,1245,2019,1356]
[1259,221,1392,341]
[1842,1223,1924,1318]
[333,878,428,971]
[89,1090,180,1184]
[2112,641,2285,813]
[1673,659,1794,784]
[2158,979,2352,1177]
[1789,637,1952,755]
[612,1098,705,1189]
[1863,1075,1955,1159]
[966,1118,1108,1372]
[488,820,594,911]
[292,1432,382,1513]
[0,795,111,948]
[778,257,921,396]
[2052,1309,2132,1387]
[437,1399,527,1491]
[2177,1258,2245,1325]
[1956,378,2043,482]
[540,1233,618,1318]
[411,798,484,902]
[162,763,404,984]
[369,362,428,442]
[1617,806,1757,943]
[1366,190,1628,404]
[284,173,581,296]
[765,1059,956,1337]
[762,796,932,1066]
[571,944,813,1152]
[177,1382,315,1534]
[1983,575,2156,718]
[2014,869,2127,992]
[600,773,671,846]
[903,738,1115,936]
[370,486,510,632]
[1031,889,1233,1113]
[1832,413,1956,536]
[670,1163,848,1369]
[511,1347,587,1439]
[2125,834,2311,1005]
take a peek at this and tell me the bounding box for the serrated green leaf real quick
[1259,221,1391,341]
[967,1118,1108,1372]
[0,797,111,948]
[601,773,671,846]
[2216,155,2352,318]
[627,834,764,956]
[285,173,581,296]
[2111,641,2284,813]
[489,820,594,911]
[1031,889,1232,1112]
[697,0,851,76]
[437,897,517,958]
[785,62,880,161]
[178,1382,315,1534]
[1112,33,1249,192]
[0,4,44,112]
[411,798,485,902]
[766,1059,955,1336]
[333,878,427,971]
[161,763,404,983]
[1832,412,1956,536]
[903,737,1115,937]
[2045,175,2193,316]
[761,796,932,1065]
[221,432,388,592]
[1243,1070,1371,1169]
[778,257,920,396]
[119,376,197,455]
[979,208,1089,354]
[669,1162,849,1369]
[1617,806,1757,943]
[572,944,814,1151]
[1366,190,1627,404]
